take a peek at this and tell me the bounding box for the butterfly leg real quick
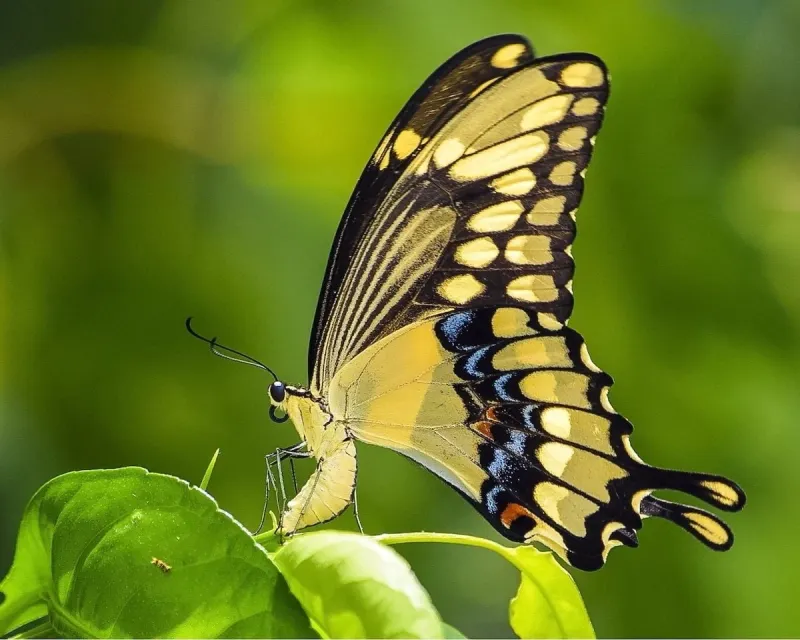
[255,457,279,535]
[255,443,310,534]
[273,445,312,535]
[352,485,364,534]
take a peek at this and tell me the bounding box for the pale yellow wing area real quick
[329,318,488,501]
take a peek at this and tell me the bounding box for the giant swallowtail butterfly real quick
[237,35,746,570]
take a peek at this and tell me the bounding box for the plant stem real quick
[0,589,46,636]
[252,530,276,545]
[374,532,517,565]
[9,618,53,639]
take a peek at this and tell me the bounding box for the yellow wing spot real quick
[560,62,604,88]
[538,442,575,476]
[454,236,499,268]
[491,43,527,68]
[526,195,567,227]
[560,450,626,502]
[534,482,598,536]
[379,152,390,170]
[558,126,588,151]
[701,480,741,508]
[469,77,500,98]
[541,407,614,455]
[519,371,591,408]
[549,160,577,186]
[534,482,569,527]
[600,386,616,414]
[393,129,421,160]
[437,274,485,304]
[579,343,602,372]
[450,132,549,181]
[434,138,466,167]
[491,168,537,195]
[521,94,574,131]
[491,307,537,339]
[467,200,524,233]
[685,512,730,547]
[572,96,601,116]
[492,336,571,371]
[506,274,558,303]
[505,235,553,265]
[537,312,563,330]
[540,407,572,439]
[525,520,568,554]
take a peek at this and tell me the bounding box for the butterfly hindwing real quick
[432,306,744,569]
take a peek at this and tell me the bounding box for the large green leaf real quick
[375,532,593,639]
[507,546,594,639]
[0,467,313,638]
[271,531,444,639]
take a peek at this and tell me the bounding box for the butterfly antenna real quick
[185,317,279,381]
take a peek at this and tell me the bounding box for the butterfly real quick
[252,34,745,571]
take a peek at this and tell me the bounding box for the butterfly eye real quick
[269,381,286,404]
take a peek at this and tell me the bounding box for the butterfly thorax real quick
[281,385,337,455]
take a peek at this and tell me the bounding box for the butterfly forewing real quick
[312,41,607,393]
[309,35,535,379]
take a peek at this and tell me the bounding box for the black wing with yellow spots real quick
[309,34,745,570]
[309,34,535,378]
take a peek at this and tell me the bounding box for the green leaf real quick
[376,532,594,640]
[271,531,443,639]
[442,622,468,638]
[0,467,314,638]
[507,546,594,639]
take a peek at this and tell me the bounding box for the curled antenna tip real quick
[184,316,278,381]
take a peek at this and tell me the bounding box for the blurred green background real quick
[1,0,798,637]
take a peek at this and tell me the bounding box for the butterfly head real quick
[268,380,286,405]
[267,380,291,423]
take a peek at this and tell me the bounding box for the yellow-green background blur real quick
[1,1,798,637]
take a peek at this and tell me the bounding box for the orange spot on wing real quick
[473,421,495,440]
[485,406,500,421]
[500,503,536,528]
